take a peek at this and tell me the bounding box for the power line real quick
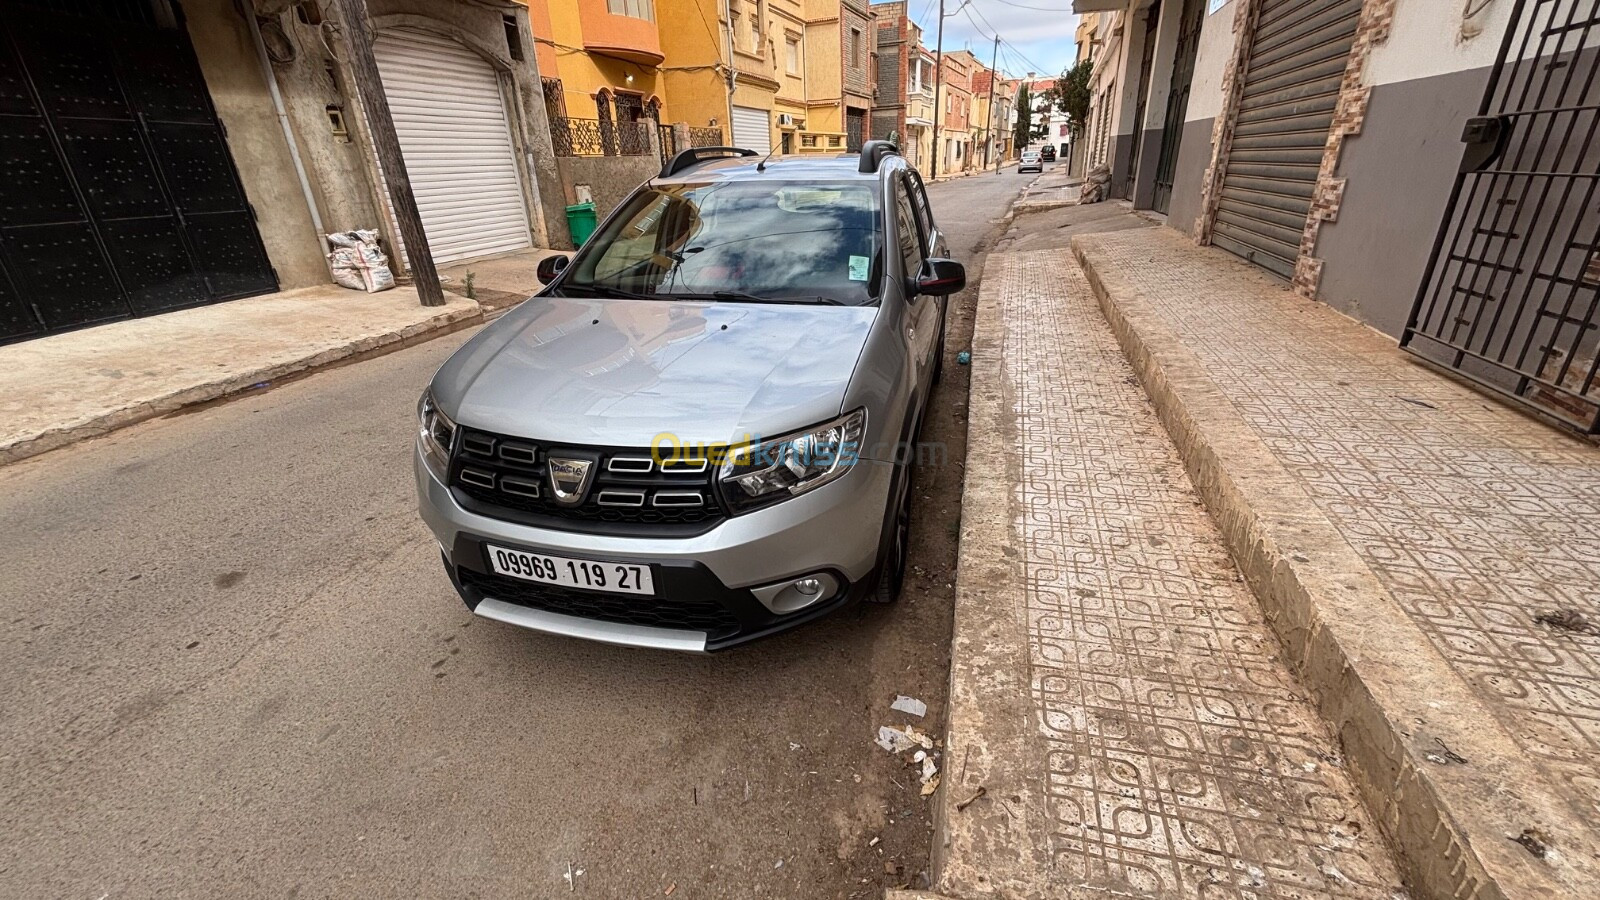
[984,0,1076,11]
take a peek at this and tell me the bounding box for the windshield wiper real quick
[564,283,661,302]
[707,290,844,306]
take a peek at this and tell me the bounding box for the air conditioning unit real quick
[777,114,795,126]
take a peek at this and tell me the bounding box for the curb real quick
[0,303,483,467]
[1071,234,1600,900]
[931,252,1056,900]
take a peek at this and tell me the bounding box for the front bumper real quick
[416,447,895,651]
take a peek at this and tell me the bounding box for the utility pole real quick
[986,33,1000,173]
[331,0,444,307]
[931,0,945,179]
[721,0,736,139]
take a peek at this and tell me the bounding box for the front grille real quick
[459,568,741,638]
[449,427,726,535]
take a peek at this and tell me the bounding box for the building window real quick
[850,28,861,67]
[750,16,761,52]
[502,15,523,61]
[607,0,654,20]
[786,36,800,74]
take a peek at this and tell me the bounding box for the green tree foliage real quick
[1013,82,1033,148]
[1053,60,1093,129]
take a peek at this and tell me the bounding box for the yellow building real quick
[524,0,668,151]
[653,0,780,153]
[653,0,872,156]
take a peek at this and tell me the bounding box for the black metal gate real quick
[0,0,278,345]
[1403,0,1600,433]
[846,110,865,153]
[1151,0,1205,214]
[1126,3,1161,194]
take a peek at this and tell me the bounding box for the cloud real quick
[905,0,1080,78]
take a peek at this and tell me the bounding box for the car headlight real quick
[719,409,866,514]
[418,390,456,481]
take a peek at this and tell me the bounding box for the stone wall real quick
[553,155,660,228]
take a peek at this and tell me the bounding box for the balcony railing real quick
[688,126,724,148]
[549,116,653,157]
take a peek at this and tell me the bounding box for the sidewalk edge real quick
[930,253,1056,900]
[1072,234,1598,900]
[0,305,483,467]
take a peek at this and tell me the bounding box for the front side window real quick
[566,180,884,306]
[894,182,924,278]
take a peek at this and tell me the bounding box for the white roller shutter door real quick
[731,106,772,155]
[373,28,532,265]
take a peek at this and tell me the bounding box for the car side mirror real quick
[913,258,965,296]
[536,254,570,285]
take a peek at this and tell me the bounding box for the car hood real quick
[433,294,880,446]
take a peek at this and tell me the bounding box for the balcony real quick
[578,0,664,65]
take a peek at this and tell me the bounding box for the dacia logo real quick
[546,457,594,506]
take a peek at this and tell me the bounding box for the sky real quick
[901,0,1081,82]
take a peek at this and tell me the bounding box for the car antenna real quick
[755,143,779,172]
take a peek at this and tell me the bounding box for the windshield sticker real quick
[848,255,870,281]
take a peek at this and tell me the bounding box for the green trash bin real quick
[565,201,598,247]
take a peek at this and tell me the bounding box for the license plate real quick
[485,544,655,595]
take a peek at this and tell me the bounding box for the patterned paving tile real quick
[1082,229,1600,821]
[994,250,1403,898]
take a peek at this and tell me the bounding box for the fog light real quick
[751,572,839,615]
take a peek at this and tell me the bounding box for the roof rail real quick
[857,140,900,173]
[659,146,758,178]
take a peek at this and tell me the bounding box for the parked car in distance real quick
[415,141,965,651]
[1018,150,1043,174]
[1040,144,1057,162]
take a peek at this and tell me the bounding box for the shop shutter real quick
[731,106,772,155]
[1211,0,1362,279]
[373,28,532,265]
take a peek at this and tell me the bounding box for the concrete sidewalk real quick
[936,241,1402,898]
[0,285,480,466]
[1073,228,1600,899]
[439,246,568,313]
[1011,167,1079,213]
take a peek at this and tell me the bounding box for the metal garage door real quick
[731,106,771,155]
[0,2,277,345]
[373,28,531,265]
[1211,0,1362,279]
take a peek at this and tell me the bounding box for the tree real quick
[1013,81,1033,148]
[1053,60,1093,130]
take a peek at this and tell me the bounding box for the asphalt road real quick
[0,168,1026,899]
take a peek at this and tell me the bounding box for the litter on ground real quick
[890,695,927,718]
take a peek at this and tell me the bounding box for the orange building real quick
[524,0,667,149]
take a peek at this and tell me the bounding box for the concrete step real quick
[1071,227,1600,900]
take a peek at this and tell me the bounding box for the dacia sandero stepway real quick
[416,141,964,650]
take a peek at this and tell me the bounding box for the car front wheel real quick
[869,466,913,604]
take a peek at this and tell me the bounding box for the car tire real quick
[869,464,913,604]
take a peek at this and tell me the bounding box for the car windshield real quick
[562,179,883,306]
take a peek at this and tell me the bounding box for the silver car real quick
[1018,151,1043,174]
[415,142,964,651]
